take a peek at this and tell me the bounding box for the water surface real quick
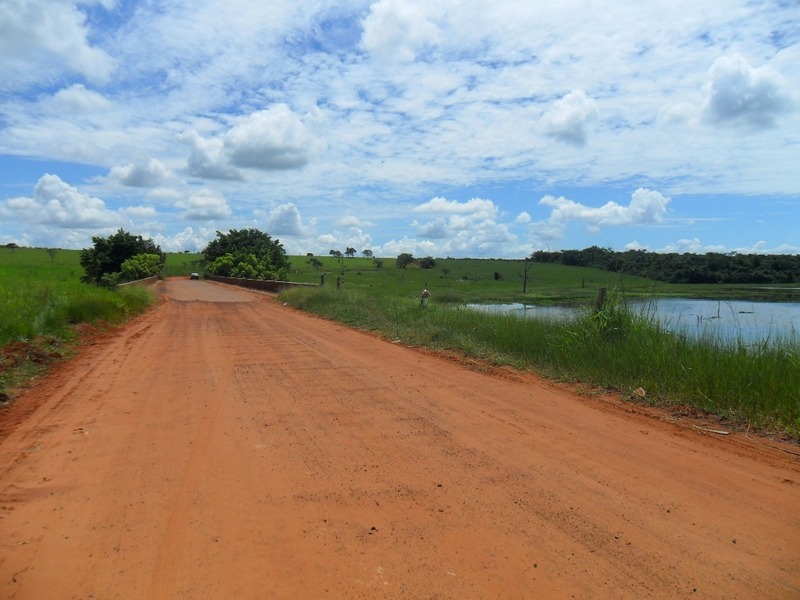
[466,299,800,344]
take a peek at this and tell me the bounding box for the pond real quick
[466,298,800,345]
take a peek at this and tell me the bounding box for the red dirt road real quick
[1,279,799,599]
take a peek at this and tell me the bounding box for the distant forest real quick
[530,246,800,284]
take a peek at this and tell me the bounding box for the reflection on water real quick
[466,299,800,344]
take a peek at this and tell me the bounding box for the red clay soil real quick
[0,279,798,599]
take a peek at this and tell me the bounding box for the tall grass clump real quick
[549,291,800,432]
[281,286,800,435]
[0,281,156,346]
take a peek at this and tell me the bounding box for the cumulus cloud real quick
[177,189,231,220]
[540,90,598,146]
[406,195,521,254]
[225,105,323,170]
[267,203,309,236]
[415,217,449,239]
[540,188,671,231]
[180,105,322,180]
[412,197,499,241]
[180,130,243,181]
[413,196,498,219]
[0,173,117,227]
[702,54,793,128]
[110,158,171,188]
[0,0,115,91]
[317,233,338,247]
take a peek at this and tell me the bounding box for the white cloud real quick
[415,217,449,239]
[225,105,324,170]
[702,54,794,128]
[110,158,171,188]
[151,226,217,253]
[180,105,322,180]
[515,211,531,224]
[413,196,498,220]
[540,90,598,146]
[360,0,444,62]
[177,189,231,220]
[0,173,117,227]
[43,84,113,114]
[540,188,671,229]
[630,238,800,256]
[267,203,309,236]
[411,196,503,245]
[657,102,697,126]
[180,130,243,181]
[120,205,158,218]
[0,0,115,91]
[337,215,374,228]
[316,233,338,247]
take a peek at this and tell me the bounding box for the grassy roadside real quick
[0,248,157,403]
[279,285,800,438]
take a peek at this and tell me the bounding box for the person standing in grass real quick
[420,287,431,308]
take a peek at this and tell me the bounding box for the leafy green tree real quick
[345,247,356,258]
[201,228,289,280]
[419,256,436,269]
[120,253,164,282]
[207,253,237,277]
[396,253,414,269]
[80,229,164,286]
[362,249,373,258]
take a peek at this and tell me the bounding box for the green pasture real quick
[157,251,797,305]
[283,254,795,304]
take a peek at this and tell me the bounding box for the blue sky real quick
[1,0,798,258]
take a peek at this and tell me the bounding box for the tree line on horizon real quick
[530,246,800,284]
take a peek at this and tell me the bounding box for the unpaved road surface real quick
[1,280,799,599]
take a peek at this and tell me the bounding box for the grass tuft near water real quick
[281,286,800,437]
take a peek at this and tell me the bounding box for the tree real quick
[519,257,533,293]
[120,253,163,282]
[46,248,57,264]
[419,256,436,269]
[362,249,373,258]
[396,253,414,269]
[80,229,164,286]
[308,257,324,270]
[345,247,356,258]
[201,228,289,280]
